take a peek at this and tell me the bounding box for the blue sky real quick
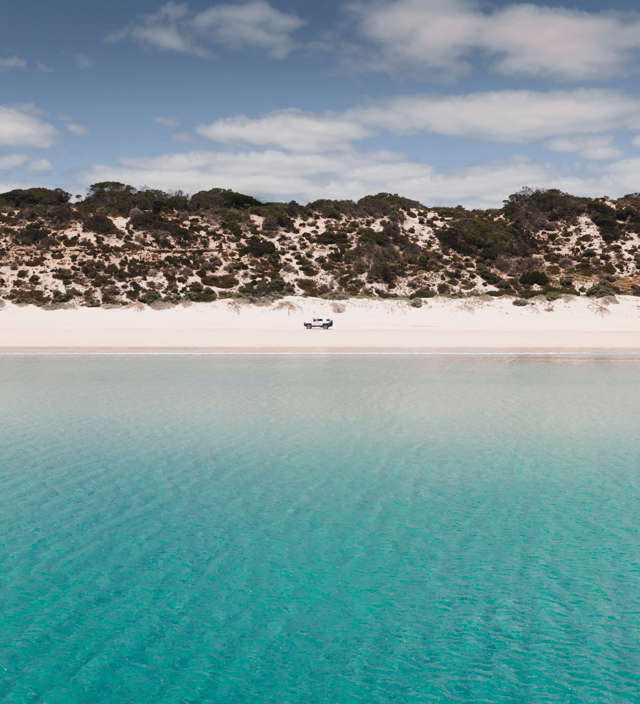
[3,0,640,206]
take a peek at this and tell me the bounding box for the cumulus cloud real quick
[0,56,26,71]
[196,90,640,150]
[350,90,640,143]
[109,1,304,59]
[197,109,373,151]
[545,135,622,161]
[80,147,582,208]
[350,0,640,81]
[0,105,57,148]
[192,0,304,58]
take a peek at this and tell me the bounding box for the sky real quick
[4,0,640,206]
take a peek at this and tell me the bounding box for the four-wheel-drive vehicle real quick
[304,318,333,329]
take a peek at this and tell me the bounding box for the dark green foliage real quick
[129,212,191,242]
[83,214,118,235]
[186,282,217,302]
[358,227,391,247]
[307,193,422,221]
[357,193,423,218]
[81,182,188,216]
[503,188,587,226]
[477,264,502,285]
[0,188,70,208]
[587,202,621,242]
[138,289,162,305]
[437,216,521,260]
[587,281,620,297]
[262,211,295,232]
[242,236,277,258]
[190,188,260,211]
[239,276,293,298]
[519,271,549,287]
[209,274,238,289]
[409,287,436,298]
[6,183,640,308]
[14,224,52,246]
[317,229,349,246]
[308,199,356,219]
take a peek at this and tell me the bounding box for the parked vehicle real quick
[304,318,333,330]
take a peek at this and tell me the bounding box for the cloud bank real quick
[109,1,304,59]
[350,0,640,80]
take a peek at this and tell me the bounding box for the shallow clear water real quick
[1,355,640,703]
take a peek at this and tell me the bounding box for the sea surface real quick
[1,355,640,703]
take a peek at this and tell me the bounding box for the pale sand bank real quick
[1,296,640,352]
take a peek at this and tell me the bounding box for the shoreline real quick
[3,349,640,359]
[2,296,640,353]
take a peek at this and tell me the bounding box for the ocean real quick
[1,355,639,703]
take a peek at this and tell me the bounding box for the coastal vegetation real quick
[1,184,639,307]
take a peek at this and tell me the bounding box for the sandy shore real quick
[1,296,640,353]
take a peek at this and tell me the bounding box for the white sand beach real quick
[1,296,640,352]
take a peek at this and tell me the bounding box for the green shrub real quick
[0,188,70,208]
[520,271,549,287]
[242,237,277,258]
[14,224,51,246]
[83,214,117,235]
[409,287,436,299]
[587,282,619,297]
[190,188,260,211]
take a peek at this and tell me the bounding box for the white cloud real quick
[108,2,198,55]
[65,121,89,136]
[109,1,303,59]
[36,62,54,73]
[0,56,26,71]
[0,154,28,170]
[0,105,57,148]
[192,0,304,58]
[195,90,640,151]
[79,147,577,208]
[156,116,181,127]
[632,136,640,149]
[546,135,622,161]
[352,90,640,143]
[351,0,640,81]
[197,109,373,151]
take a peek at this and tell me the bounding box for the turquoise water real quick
[1,355,640,703]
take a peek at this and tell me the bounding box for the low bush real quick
[520,270,549,287]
